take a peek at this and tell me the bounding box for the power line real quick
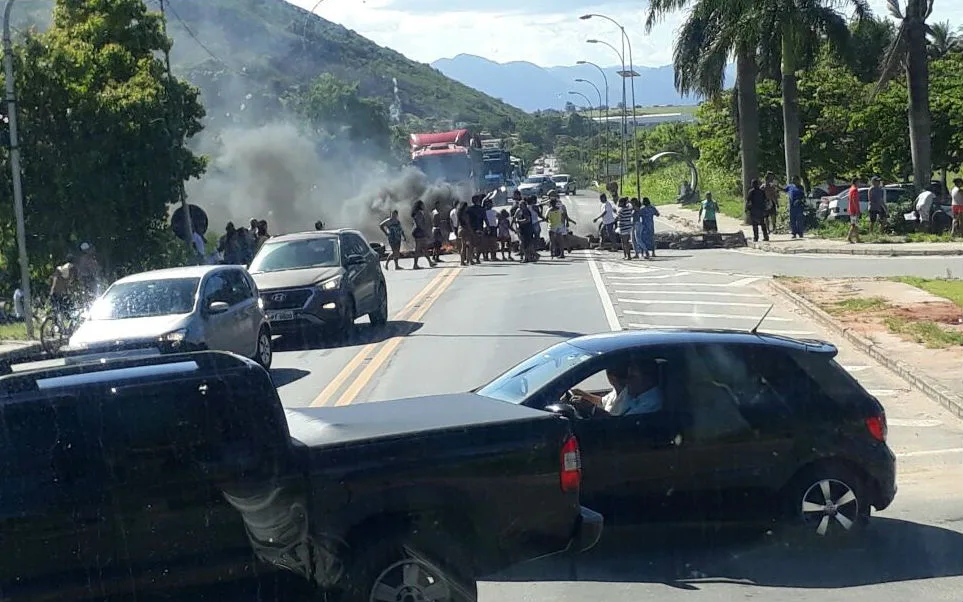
[151,0,249,77]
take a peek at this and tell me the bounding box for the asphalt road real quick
[267,190,962,602]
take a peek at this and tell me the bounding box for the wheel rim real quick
[800,478,859,536]
[369,558,453,602]
[258,332,271,366]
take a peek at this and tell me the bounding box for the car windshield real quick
[524,177,543,184]
[476,342,594,404]
[552,176,568,183]
[90,278,199,320]
[249,238,340,273]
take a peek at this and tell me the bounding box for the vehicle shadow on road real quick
[271,320,424,352]
[492,518,963,589]
[270,368,310,387]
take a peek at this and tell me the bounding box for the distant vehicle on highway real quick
[474,329,896,539]
[249,229,387,339]
[65,265,272,368]
[552,174,577,195]
[517,175,556,198]
[0,351,602,601]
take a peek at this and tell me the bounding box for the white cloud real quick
[285,0,962,68]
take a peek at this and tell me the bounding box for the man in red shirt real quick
[847,177,861,243]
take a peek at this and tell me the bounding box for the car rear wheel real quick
[784,463,869,540]
[369,283,389,327]
[254,327,272,369]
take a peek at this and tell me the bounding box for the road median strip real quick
[310,267,459,407]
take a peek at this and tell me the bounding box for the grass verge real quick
[812,219,956,243]
[884,316,963,349]
[0,322,29,341]
[622,162,744,220]
[826,296,889,314]
[887,277,963,308]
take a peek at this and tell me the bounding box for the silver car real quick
[66,265,272,368]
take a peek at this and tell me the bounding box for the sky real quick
[286,0,963,69]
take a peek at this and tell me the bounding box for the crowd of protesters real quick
[207,218,272,265]
[594,193,661,260]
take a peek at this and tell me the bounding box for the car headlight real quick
[319,276,342,291]
[160,329,187,344]
[500,186,507,192]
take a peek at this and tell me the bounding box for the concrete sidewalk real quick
[0,340,43,373]
[660,204,963,256]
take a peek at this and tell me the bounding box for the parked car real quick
[517,175,557,198]
[552,174,577,195]
[0,351,602,601]
[65,265,272,368]
[249,229,387,338]
[473,329,896,538]
[822,185,913,221]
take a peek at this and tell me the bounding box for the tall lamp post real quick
[3,0,33,338]
[576,60,610,182]
[568,90,596,180]
[582,13,641,196]
[586,38,626,192]
[574,79,603,179]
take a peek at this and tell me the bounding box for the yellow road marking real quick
[309,268,453,407]
[334,267,461,407]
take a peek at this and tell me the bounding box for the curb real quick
[750,241,963,256]
[0,341,43,375]
[768,279,963,418]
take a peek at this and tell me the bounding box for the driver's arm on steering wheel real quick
[569,388,606,407]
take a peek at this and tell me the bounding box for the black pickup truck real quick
[0,352,601,602]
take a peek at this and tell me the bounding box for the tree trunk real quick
[905,12,932,193]
[781,26,802,183]
[735,45,760,225]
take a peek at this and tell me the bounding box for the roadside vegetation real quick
[0,323,28,341]
[888,278,963,308]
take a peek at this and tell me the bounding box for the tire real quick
[40,316,67,355]
[334,298,356,339]
[254,327,272,369]
[369,283,388,327]
[344,532,477,602]
[783,462,869,541]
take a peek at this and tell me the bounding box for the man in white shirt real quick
[593,194,616,245]
[951,177,962,237]
[571,359,664,417]
[914,185,938,233]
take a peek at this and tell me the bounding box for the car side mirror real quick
[545,403,578,421]
[346,254,366,266]
[207,301,230,315]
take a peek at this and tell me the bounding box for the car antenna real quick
[749,304,774,335]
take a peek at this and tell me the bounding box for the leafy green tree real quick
[287,73,390,151]
[0,0,205,284]
[928,21,962,59]
[847,16,896,83]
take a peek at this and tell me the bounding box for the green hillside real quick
[12,0,527,124]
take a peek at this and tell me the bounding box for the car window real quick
[789,351,867,406]
[223,269,254,305]
[202,273,231,305]
[347,233,372,258]
[340,234,367,260]
[678,344,795,439]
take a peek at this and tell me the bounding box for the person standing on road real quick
[785,176,808,238]
[764,172,780,232]
[410,200,436,270]
[514,198,536,262]
[456,201,472,266]
[847,178,862,243]
[430,201,445,264]
[866,176,887,235]
[746,179,770,243]
[617,197,635,260]
[594,193,616,246]
[255,220,271,255]
[380,209,406,270]
[496,209,514,261]
[638,198,660,259]
[629,198,645,258]
[951,177,963,238]
[466,194,488,265]
[914,184,939,234]
[484,198,499,261]
[698,192,719,234]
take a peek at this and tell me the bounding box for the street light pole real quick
[574,79,603,179]
[582,13,640,196]
[586,39,626,193]
[3,0,33,338]
[576,60,610,182]
[568,91,596,181]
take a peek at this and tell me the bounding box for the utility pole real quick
[3,0,33,338]
[158,0,194,255]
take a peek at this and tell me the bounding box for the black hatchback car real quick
[476,329,897,539]
[249,229,388,337]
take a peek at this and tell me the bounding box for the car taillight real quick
[866,414,887,442]
[560,435,581,493]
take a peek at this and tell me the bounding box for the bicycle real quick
[39,298,85,355]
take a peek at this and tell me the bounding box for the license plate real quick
[268,311,294,322]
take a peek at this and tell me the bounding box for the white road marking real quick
[626,322,814,336]
[842,365,871,373]
[617,298,773,308]
[607,282,753,288]
[888,418,945,428]
[867,389,907,396]
[614,290,766,299]
[896,447,963,458]
[601,262,661,274]
[727,277,762,287]
[604,273,690,280]
[588,254,622,332]
[623,310,792,321]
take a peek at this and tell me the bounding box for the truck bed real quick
[285,393,549,448]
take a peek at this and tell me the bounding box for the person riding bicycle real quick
[49,255,77,316]
[75,242,103,301]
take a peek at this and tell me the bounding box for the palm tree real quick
[875,0,935,193]
[646,0,762,199]
[758,0,870,183]
[927,21,962,59]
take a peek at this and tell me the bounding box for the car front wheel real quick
[254,327,272,369]
[369,283,389,327]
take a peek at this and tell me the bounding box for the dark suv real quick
[249,230,387,337]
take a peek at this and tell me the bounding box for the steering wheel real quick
[560,390,605,419]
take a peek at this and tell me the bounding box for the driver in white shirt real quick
[571,360,664,417]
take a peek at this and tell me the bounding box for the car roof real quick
[114,265,237,283]
[262,230,352,244]
[566,329,836,355]
[553,174,570,178]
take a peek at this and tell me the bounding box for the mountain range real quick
[431,54,736,112]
